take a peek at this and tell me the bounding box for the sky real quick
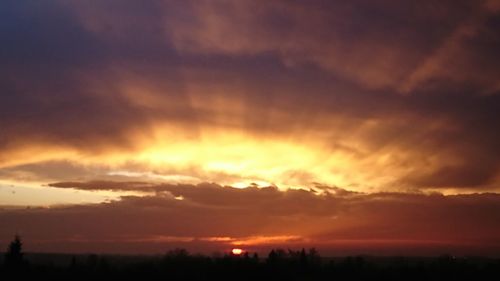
[1,0,500,256]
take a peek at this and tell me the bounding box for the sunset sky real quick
[1,0,500,256]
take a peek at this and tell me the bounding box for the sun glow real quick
[0,125,399,195]
[231,248,243,255]
[231,180,273,189]
[122,126,360,190]
[0,123,419,198]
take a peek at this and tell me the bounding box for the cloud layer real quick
[2,182,500,255]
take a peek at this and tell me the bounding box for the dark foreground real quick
[1,250,500,281]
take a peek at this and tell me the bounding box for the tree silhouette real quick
[4,234,24,268]
[0,243,498,280]
[299,248,308,267]
[308,247,321,266]
[267,249,278,265]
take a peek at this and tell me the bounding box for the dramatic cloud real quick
[1,0,500,254]
[2,0,499,192]
[166,0,485,91]
[2,182,500,255]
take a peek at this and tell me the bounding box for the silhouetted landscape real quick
[2,236,500,280]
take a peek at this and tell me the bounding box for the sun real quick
[231,248,243,255]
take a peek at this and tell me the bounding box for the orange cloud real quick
[1,182,500,255]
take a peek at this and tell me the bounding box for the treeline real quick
[2,237,500,280]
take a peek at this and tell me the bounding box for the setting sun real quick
[231,248,243,255]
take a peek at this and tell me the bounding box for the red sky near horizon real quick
[1,0,500,256]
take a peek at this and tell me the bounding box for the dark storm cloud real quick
[401,86,500,188]
[0,0,143,153]
[166,0,486,89]
[0,0,191,155]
